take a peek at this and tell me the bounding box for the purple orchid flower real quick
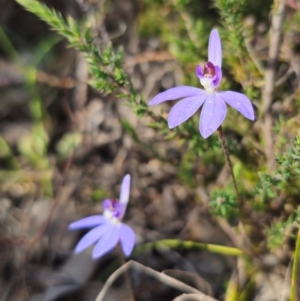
[68,174,135,260]
[148,29,255,138]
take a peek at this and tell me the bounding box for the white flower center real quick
[200,77,215,92]
[104,209,121,225]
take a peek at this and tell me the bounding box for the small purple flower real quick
[148,29,255,138]
[68,174,135,260]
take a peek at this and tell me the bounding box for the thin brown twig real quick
[0,59,76,88]
[1,50,173,90]
[63,83,75,123]
[216,126,253,254]
[36,70,75,88]
[262,0,286,171]
[28,153,73,249]
[125,51,174,67]
[217,126,239,201]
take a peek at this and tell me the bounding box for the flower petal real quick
[102,199,113,210]
[119,224,135,257]
[195,65,204,79]
[119,174,131,218]
[208,29,222,68]
[168,94,207,128]
[200,93,227,138]
[119,174,130,205]
[148,86,204,105]
[218,91,255,121]
[74,222,110,254]
[212,66,222,89]
[68,215,107,230]
[92,225,120,259]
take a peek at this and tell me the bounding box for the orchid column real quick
[148,29,255,210]
[69,174,135,260]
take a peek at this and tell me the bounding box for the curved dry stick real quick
[262,0,286,170]
[173,293,216,301]
[95,260,218,301]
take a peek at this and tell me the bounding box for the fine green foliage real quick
[56,132,83,159]
[254,136,300,208]
[267,209,300,249]
[214,0,262,90]
[214,0,248,56]
[0,24,57,197]
[266,215,293,250]
[15,0,126,93]
[210,189,238,219]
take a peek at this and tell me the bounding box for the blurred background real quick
[0,0,299,300]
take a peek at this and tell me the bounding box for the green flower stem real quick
[291,228,300,301]
[117,243,135,301]
[134,239,244,257]
[217,126,239,201]
[217,126,253,254]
